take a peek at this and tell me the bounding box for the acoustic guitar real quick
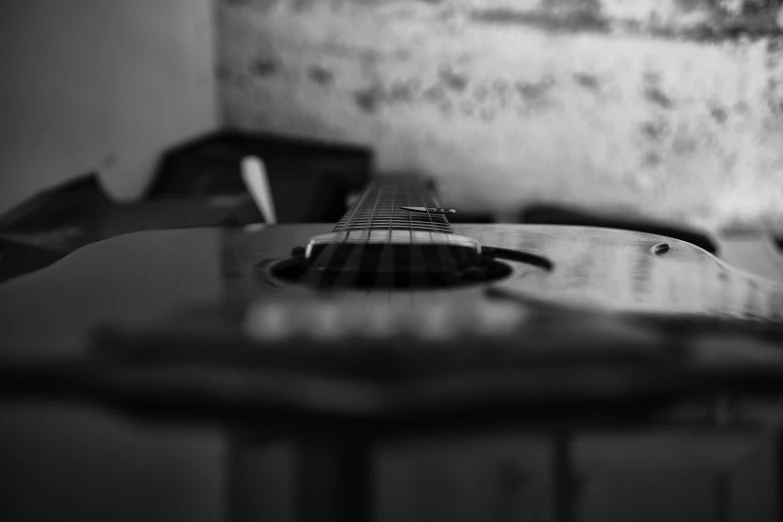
[1,172,783,406]
[2,172,783,522]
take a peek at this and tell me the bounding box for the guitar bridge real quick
[268,231,510,289]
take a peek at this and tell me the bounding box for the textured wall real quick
[218,0,783,233]
[0,0,217,215]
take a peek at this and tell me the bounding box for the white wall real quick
[0,0,218,216]
[218,0,783,234]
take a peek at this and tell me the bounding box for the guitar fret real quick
[333,178,453,235]
[335,225,450,230]
[339,224,450,228]
[338,218,450,224]
[338,225,451,230]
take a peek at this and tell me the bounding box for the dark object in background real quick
[149,130,372,223]
[0,175,258,246]
[520,204,719,255]
[0,176,116,283]
[0,174,261,284]
[447,211,495,224]
[0,131,373,283]
[0,238,66,285]
[0,175,114,240]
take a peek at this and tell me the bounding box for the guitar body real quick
[2,178,783,522]
[1,222,781,358]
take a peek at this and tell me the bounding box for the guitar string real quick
[339,178,451,235]
[407,183,416,302]
[326,189,783,324]
[385,180,397,301]
[418,180,447,289]
[308,177,375,288]
[430,187,462,314]
[379,180,399,303]
[420,181,446,294]
[427,181,463,310]
[339,179,375,235]
[333,180,381,298]
[306,177,453,294]
[346,177,385,293]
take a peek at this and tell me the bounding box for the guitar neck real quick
[334,177,453,234]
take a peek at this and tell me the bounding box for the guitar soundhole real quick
[267,243,517,290]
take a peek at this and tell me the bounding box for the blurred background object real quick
[0,132,372,282]
[0,0,217,217]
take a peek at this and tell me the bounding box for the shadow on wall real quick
[0,0,217,217]
[217,0,783,234]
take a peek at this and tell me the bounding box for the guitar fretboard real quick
[334,178,453,234]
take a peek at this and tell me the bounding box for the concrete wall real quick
[218,0,783,233]
[0,0,218,216]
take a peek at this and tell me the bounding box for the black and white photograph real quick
[2,1,783,521]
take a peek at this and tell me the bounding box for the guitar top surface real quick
[1,223,781,357]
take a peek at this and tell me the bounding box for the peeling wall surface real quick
[219,0,783,233]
